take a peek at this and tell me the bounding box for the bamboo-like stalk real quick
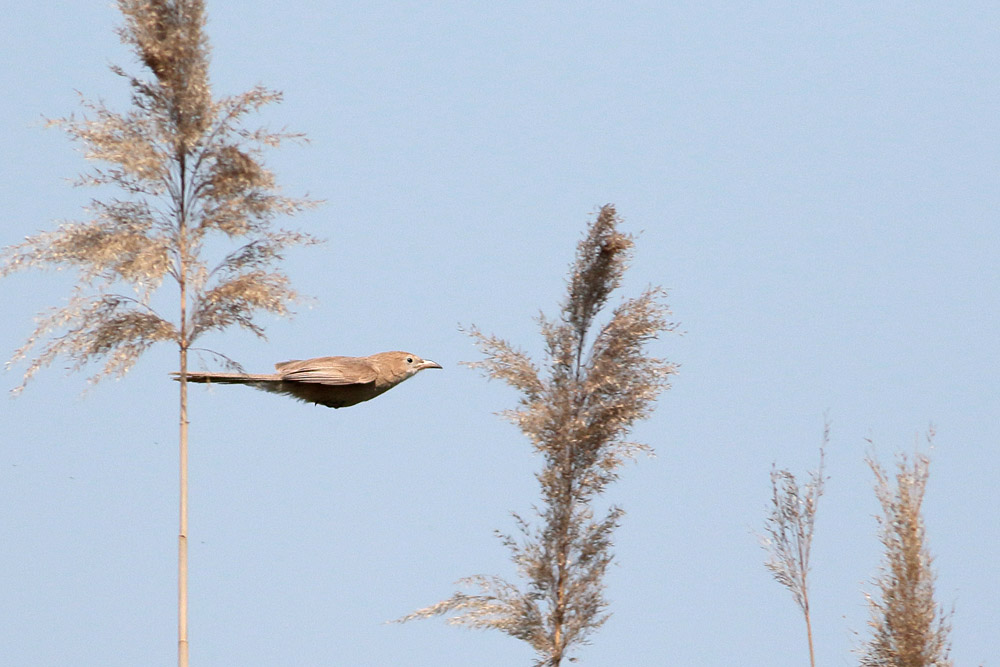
[178,349,189,667]
[803,592,815,667]
[797,499,816,667]
[177,150,190,667]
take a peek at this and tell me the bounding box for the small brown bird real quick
[177,351,441,408]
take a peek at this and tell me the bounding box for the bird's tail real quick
[171,372,280,384]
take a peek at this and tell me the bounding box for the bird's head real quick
[374,351,442,384]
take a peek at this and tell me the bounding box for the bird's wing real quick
[275,356,378,386]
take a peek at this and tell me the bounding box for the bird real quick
[175,351,441,408]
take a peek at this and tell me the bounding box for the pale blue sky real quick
[2,2,998,665]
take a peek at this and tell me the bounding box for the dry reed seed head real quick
[8,292,180,391]
[565,205,634,342]
[117,0,212,151]
[861,451,952,667]
[187,270,298,340]
[761,441,826,620]
[67,220,170,288]
[204,145,266,198]
[3,0,317,393]
[407,207,672,666]
[60,105,170,186]
[541,318,577,375]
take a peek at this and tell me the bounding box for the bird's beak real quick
[419,359,442,370]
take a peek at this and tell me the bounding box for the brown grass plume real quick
[399,205,677,666]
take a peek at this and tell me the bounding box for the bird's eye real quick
[406,357,413,364]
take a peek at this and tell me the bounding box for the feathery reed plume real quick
[860,434,952,667]
[760,425,828,667]
[398,205,677,666]
[1,2,317,665]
